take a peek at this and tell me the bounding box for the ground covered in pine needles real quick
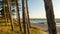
[0,18,46,34]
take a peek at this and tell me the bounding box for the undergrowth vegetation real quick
[0,18,46,34]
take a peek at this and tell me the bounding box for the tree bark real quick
[44,0,57,34]
[7,0,14,31]
[26,0,31,28]
[25,0,30,34]
[22,0,27,34]
[16,0,22,32]
[2,0,7,26]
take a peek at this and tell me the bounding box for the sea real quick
[30,18,60,26]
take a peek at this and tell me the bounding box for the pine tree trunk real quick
[16,0,22,32]
[2,0,7,26]
[7,0,14,31]
[22,0,27,34]
[25,0,30,34]
[26,0,31,28]
[44,0,57,34]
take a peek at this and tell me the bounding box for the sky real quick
[0,0,60,18]
[27,0,60,18]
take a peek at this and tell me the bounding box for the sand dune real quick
[31,23,60,34]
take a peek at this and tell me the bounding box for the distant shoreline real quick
[31,22,60,26]
[31,23,60,34]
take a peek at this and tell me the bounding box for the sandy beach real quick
[31,23,60,34]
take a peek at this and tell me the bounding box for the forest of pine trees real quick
[0,0,57,34]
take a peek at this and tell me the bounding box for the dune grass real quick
[0,18,46,34]
[0,26,46,34]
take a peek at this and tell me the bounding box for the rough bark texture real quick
[7,0,14,31]
[44,0,57,34]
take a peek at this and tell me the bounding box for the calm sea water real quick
[30,18,60,26]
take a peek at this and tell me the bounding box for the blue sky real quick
[27,0,60,18]
[0,0,60,18]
